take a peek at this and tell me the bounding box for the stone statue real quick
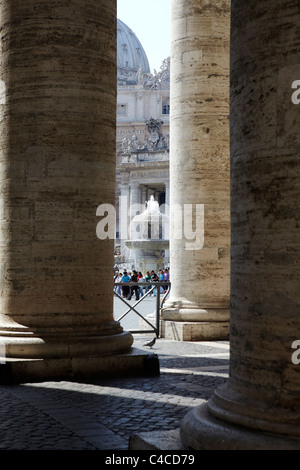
[121,119,169,156]
[145,117,166,150]
[122,137,128,152]
[137,66,144,84]
[144,57,170,90]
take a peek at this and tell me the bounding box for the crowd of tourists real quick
[113,268,170,301]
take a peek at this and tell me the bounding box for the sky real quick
[117,0,172,73]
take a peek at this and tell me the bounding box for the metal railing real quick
[113,281,171,337]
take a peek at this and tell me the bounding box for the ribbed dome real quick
[117,19,150,85]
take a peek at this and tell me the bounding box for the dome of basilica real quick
[117,19,150,85]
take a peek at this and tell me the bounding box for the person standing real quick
[127,270,139,301]
[159,270,165,294]
[145,271,152,295]
[121,271,130,298]
[151,270,158,296]
[114,271,122,296]
[138,271,144,298]
[163,268,170,292]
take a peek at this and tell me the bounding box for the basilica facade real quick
[115,19,170,267]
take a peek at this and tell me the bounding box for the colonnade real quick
[0,0,300,449]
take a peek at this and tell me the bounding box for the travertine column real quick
[0,1,133,375]
[141,186,147,206]
[130,183,141,213]
[129,183,141,241]
[161,0,230,340]
[120,182,130,257]
[165,183,170,208]
[181,0,300,449]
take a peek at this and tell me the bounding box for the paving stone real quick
[0,336,229,450]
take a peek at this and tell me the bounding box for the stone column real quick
[161,0,231,341]
[141,186,147,206]
[165,183,170,208]
[129,183,141,241]
[181,0,300,449]
[130,183,141,211]
[120,182,130,258]
[0,0,136,381]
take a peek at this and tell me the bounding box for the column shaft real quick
[0,0,132,360]
[162,0,231,340]
[181,0,300,449]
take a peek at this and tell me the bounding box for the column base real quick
[180,402,300,450]
[0,319,133,358]
[130,402,300,450]
[129,429,184,450]
[0,347,160,384]
[160,320,229,341]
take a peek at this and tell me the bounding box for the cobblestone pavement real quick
[0,335,229,450]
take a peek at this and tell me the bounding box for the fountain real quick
[125,196,169,273]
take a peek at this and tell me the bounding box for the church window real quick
[162,97,170,115]
[117,104,127,115]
